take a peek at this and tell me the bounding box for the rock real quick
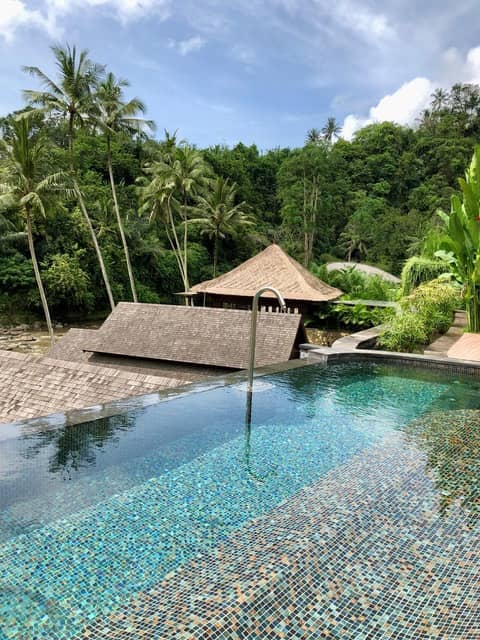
[13,324,29,331]
[55,323,63,329]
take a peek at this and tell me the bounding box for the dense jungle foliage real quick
[1,45,480,325]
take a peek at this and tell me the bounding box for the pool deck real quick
[78,429,479,639]
[424,311,467,358]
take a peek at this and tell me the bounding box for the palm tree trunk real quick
[25,208,54,345]
[166,196,188,293]
[183,194,190,296]
[68,114,115,311]
[181,194,190,305]
[73,178,115,311]
[213,230,219,277]
[107,141,137,302]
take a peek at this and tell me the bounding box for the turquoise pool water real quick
[1,360,480,639]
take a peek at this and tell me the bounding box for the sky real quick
[1,0,480,149]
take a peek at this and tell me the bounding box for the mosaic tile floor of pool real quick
[78,428,480,640]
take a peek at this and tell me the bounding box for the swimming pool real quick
[1,360,479,638]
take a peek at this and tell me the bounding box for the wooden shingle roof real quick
[81,302,306,370]
[184,244,342,302]
[0,350,184,425]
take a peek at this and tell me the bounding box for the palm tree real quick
[431,88,448,112]
[190,177,252,276]
[23,44,115,310]
[140,141,210,294]
[322,117,341,145]
[0,115,70,344]
[305,128,322,145]
[93,72,155,302]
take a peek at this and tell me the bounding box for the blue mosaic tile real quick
[1,361,478,639]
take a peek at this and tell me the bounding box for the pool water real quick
[1,361,479,639]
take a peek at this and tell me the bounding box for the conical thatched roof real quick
[185,244,342,302]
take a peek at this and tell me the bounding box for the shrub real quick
[377,312,429,352]
[312,263,399,301]
[136,283,161,304]
[401,256,448,295]
[331,303,394,329]
[378,279,460,352]
[42,251,94,311]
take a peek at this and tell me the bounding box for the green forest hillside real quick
[1,45,479,323]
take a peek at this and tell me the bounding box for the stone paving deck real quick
[78,430,480,640]
[424,311,467,358]
[447,332,480,361]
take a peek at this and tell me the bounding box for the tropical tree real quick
[436,145,480,331]
[305,128,322,146]
[139,140,210,293]
[0,115,70,343]
[190,177,252,276]
[23,44,115,310]
[322,117,341,145]
[278,144,329,267]
[93,72,154,302]
[431,88,448,112]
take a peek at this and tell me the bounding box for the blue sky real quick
[1,0,480,148]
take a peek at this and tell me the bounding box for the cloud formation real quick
[0,0,57,40]
[0,0,171,40]
[341,46,480,140]
[168,35,206,56]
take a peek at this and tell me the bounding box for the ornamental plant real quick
[436,145,480,331]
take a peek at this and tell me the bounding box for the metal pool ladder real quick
[247,286,287,393]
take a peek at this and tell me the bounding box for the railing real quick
[247,286,286,393]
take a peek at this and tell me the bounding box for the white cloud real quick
[342,114,371,140]
[370,77,433,123]
[441,46,480,85]
[0,0,57,40]
[340,46,480,140]
[0,0,171,39]
[54,0,171,22]
[323,0,394,42]
[168,35,205,56]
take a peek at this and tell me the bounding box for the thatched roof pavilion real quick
[182,244,342,313]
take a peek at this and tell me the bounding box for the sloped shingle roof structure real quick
[184,244,342,302]
[80,302,306,370]
[0,350,186,424]
[49,328,231,382]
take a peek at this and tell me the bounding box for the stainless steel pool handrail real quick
[247,286,286,393]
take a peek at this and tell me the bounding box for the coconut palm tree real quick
[431,88,448,112]
[0,115,71,344]
[93,72,155,302]
[140,141,210,294]
[23,44,115,310]
[305,128,322,146]
[322,117,341,145]
[190,177,252,276]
